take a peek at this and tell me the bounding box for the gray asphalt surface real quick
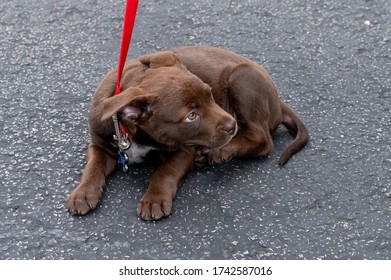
[0,0,390,259]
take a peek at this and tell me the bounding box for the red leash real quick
[115,0,139,96]
[112,0,139,156]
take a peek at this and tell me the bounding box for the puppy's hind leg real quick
[67,143,117,215]
[206,63,278,164]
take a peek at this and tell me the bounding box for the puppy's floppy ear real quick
[139,51,180,68]
[101,87,157,121]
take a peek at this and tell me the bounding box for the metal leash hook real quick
[112,114,131,172]
[112,114,131,150]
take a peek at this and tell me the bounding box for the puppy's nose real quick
[219,118,237,136]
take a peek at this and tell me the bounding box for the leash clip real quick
[112,114,131,151]
[112,114,131,172]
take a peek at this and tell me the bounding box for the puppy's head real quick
[102,51,237,149]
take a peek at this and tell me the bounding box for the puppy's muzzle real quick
[219,118,237,137]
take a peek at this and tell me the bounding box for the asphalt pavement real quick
[0,0,390,259]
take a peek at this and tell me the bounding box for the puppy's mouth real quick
[183,128,238,149]
[208,135,235,148]
[209,122,239,147]
[183,143,197,147]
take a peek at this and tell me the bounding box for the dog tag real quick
[118,150,129,172]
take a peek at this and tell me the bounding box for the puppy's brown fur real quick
[67,46,308,220]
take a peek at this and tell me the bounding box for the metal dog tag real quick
[118,150,129,172]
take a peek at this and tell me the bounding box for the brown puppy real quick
[67,46,309,220]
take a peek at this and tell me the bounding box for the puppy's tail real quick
[278,101,309,166]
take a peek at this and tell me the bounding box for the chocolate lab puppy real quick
[67,46,309,220]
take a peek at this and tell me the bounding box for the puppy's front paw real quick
[208,146,235,165]
[67,185,102,215]
[136,193,173,221]
[195,149,210,167]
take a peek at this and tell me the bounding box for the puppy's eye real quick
[184,112,199,122]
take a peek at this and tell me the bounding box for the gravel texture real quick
[0,0,390,259]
